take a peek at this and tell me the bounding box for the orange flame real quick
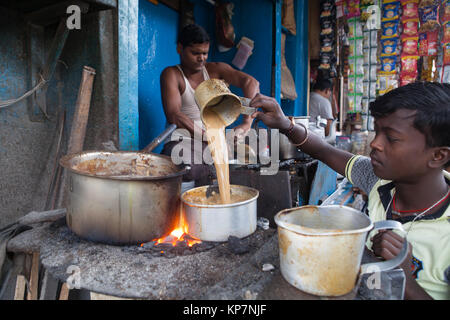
[150,206,201,248]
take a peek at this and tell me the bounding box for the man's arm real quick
[160,67,203,137]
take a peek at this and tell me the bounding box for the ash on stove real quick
[122,236,221,259]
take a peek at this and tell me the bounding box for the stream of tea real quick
[203,108,231,204]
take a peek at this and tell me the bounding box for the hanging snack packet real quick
[336,1,345,18]
[382,1,401,20]
[402,37,419,55]
[418,0,440,31]
[442,0,450,22]
[401,19,419,37]
[381,37,399,54]
[400,74,418,86]
[347,0,361,18]
[401,0,420,20]
[444,21,450,42]
[400,55,419,77]
[348,17,364,38]
[380,55,398,73]
[444,43,450,65]
[381,20,400,37]
[419,32,428,55]
[369,64,378,81]
[349,37,364,56]
[378,73,398,94]
[426,29,439,55]
[420,56,438,81]
[349,74,364,93]
[364,48,378,64]
[349,57,365,74]
[321,18,335,35]
[321,34,335,52]
[362,97,370,113]
[369,81,377,99]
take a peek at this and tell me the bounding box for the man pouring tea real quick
[160,24,259,184]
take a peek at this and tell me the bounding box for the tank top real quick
[175,65,210,134]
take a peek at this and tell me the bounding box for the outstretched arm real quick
[250,93,353,176]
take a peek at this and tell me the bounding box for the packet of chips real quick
[418,0,441,31]
[426,29,439,55]
[349,37,364,56]
[381,38,399,54]
[348,17,364,38]
[400,74,417,85]
[382,1,401,20]
[378,73,398,94]
[349,57,365,75]
[419,32,428,55]
[400,55,419,78]
[442,0,450,22]
[444,21,450,42]
[401,0,420,20]
[381,20,400,37]
[401,19,419,37]
[348,93,363,112]
[402,37,419,55]
[418,30,437,56]
[347,0,362,18]
[380,55,398,73]
[444,43,450,65]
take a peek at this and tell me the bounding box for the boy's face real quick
[178,42,209,72]
[369,109,433,182]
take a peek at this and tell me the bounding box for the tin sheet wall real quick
[0,9,118,228]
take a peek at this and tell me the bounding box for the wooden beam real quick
[26,253,40,300]
[59,283,70,300]
[14,276,26,300]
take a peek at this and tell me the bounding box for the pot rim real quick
[274,205,374,236]
[59,151,189,181]
[181,185,259,208]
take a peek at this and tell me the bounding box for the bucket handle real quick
[360,220,409,275]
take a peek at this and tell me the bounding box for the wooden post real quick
[59,283,70,300]
[14,276,27,300]
[56,66,96,209]
[67,66,96,154]
[26,252,40,300]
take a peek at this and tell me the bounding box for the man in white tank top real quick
[160,24,260,183]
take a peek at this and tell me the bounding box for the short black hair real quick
[369,82,450,165]
[178,24,210,47]
[313,78,333,91]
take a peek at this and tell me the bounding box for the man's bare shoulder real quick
[161,65,182,80]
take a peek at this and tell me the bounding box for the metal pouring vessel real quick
[194,79,256,127]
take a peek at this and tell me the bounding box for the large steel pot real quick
[59,151,189,245]
[181,185,259,242]
[275,205,408,296]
